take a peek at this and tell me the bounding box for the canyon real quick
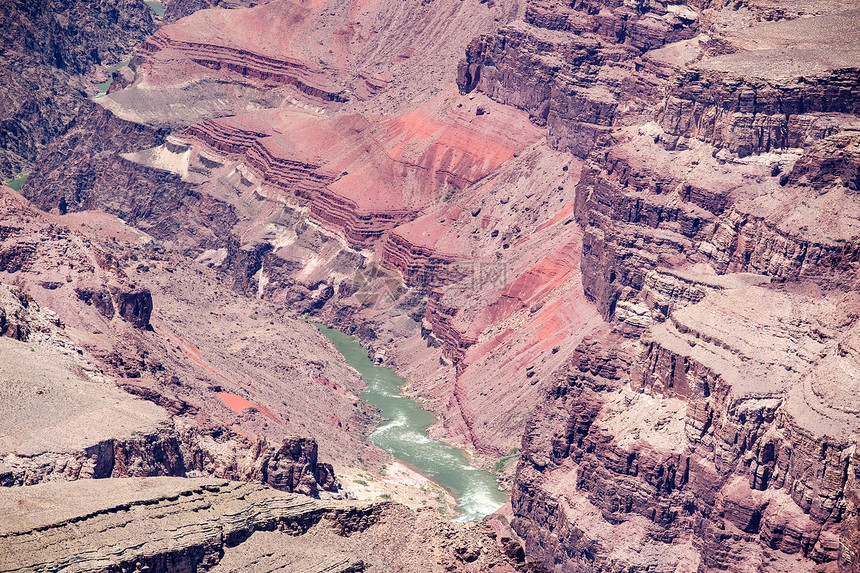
[1,0,859,571]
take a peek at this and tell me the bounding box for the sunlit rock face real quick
[4,0,860,570]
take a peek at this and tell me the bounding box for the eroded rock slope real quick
[0,477,519,572]
[6,0,860,571]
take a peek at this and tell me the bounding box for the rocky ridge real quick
[458,0,860,571]
[0,477,520,572]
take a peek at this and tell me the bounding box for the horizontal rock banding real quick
[457,0,700,157]
[244,137,337,202]
[424,294,479,367]
[0,478,375,573]
[180,115,417,247]
[141,32,347,101]
[574,126,860,322]
[182,118,270,155]
[382,231,461,288]
[513,287,860,569]
[178,97,541,249]
[659,67,860,157]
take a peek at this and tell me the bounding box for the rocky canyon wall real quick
[5,0,860,571]
[473,1,860,571]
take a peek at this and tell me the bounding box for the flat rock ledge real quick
[0,478,379,573]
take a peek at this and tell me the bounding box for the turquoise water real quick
[4,173,28,191]
[94,61,128,98]
[144,1,165,17]
[315,324,507,521]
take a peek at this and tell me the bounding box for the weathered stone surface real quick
[0,289,339,496]
[116,288,153,328]
[0,0,157,176]
[6,0,860,570]
[509,282,860,571]
[0,477,520,572]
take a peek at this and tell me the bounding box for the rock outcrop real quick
[0,182,382,477]
[0,0,157,176]
[457,0,700,157]
[139,26,351,102]
[0,477,521,572]
[7,0,860,570]
[162,0,261,23]
[170,98,541,247]
[512,282,860,572]
[115,288,153,328]
[0,276,339,496]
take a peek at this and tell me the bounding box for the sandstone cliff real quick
[462,0,860,570]
[6,0,860,570]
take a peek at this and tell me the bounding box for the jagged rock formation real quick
[0,0,157,176]
[457,0,700,157]
[463,1,860,571]
[0,477,520,572]
[21,101,230,253]
[162,0,261,24]
[512,281,860,571]
[6,0,860,570]
[0,276,339,496]
[0,186,383,493]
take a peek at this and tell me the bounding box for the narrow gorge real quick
[0,0,858,571]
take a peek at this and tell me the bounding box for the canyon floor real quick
[1,0,860,571]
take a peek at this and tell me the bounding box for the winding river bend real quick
[315,324,507,522]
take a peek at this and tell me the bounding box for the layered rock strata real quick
[0,277,338,496]
[8,0,860,570]
[451,0,860,570]
[512,283,860,571]
[139,28,350,102]
[0,186,381,491]
[457,0,701,157]
[0,477,521,572]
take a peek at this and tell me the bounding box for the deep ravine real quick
[315,323,507,522]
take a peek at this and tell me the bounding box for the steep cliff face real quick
[457,0,701,157]
[10,0,860,569]
[25,101,238,254]
[0,0,157,177]
[17,0,599,465]
[512,282,860,572]
[0,479,366,573]
[574,125,860,324]
[0,266,338,496]
[483,0,860,570]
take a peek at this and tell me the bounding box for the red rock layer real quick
[140,30,348,101]
[373,145,604,455]
[382,230,461,288]
[179,95,541,247]
[450,0,860,569]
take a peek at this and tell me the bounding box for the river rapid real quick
[316,324,507,522]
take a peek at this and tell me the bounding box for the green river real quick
[315,324,508,522]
